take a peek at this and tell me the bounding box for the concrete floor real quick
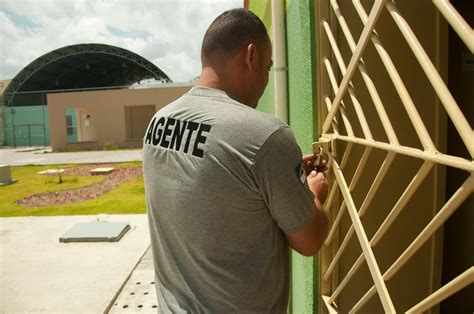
[0,214,150,313]
[0,147,142,166]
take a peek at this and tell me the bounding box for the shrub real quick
[103,140,118,151]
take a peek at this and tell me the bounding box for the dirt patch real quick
[63,164,115,176]
[17,165,143,207]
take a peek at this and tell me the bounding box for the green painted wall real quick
[249,1,319,313]
[3,105,50,147]
[286,0,319,311]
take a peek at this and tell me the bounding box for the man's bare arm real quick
[285,169,330,256]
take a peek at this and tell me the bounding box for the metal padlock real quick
[312,137,332,172]
[314,146,325,172]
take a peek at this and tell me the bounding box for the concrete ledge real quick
[0,164,14,185]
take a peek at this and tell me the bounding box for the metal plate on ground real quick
[59,222,130,243]
[90,167,115,175]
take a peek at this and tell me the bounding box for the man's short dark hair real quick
[201,8,270,64]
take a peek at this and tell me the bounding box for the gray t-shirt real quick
[143,86,316,313]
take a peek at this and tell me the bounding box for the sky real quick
[0,0,242,83]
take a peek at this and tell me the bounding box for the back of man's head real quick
[201,8,269,66]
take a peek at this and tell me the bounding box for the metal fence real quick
[1,105,49,147]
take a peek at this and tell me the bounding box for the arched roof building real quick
[0,43,191,149]
[2,43,171,107]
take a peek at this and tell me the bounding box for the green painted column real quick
[286,1,319,313]
[249,1,319,312]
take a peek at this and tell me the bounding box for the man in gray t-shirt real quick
[143,9,329,313]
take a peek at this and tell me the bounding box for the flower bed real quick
[17,165,143,206]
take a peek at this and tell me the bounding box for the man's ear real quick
[244,43,258,70]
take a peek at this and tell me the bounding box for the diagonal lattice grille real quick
[316,0,473,313]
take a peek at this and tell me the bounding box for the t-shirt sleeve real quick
[252,126,316,233]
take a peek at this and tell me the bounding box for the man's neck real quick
[196,67,221,89]
[197,66,248,106]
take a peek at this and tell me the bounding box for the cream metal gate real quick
[315,0,473,313]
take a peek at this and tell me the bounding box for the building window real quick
[66,115,74,136]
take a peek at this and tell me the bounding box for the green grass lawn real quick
[0,162,146,217]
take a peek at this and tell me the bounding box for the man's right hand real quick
[307,170,329,207]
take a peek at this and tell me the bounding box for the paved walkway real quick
[0,147,142,166]
[0,148,154,312]
[0,215,150,313]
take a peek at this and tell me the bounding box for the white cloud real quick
[0,0,242,82]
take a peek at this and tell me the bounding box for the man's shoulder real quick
[160,87,286,136]
[216,103,287,144]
